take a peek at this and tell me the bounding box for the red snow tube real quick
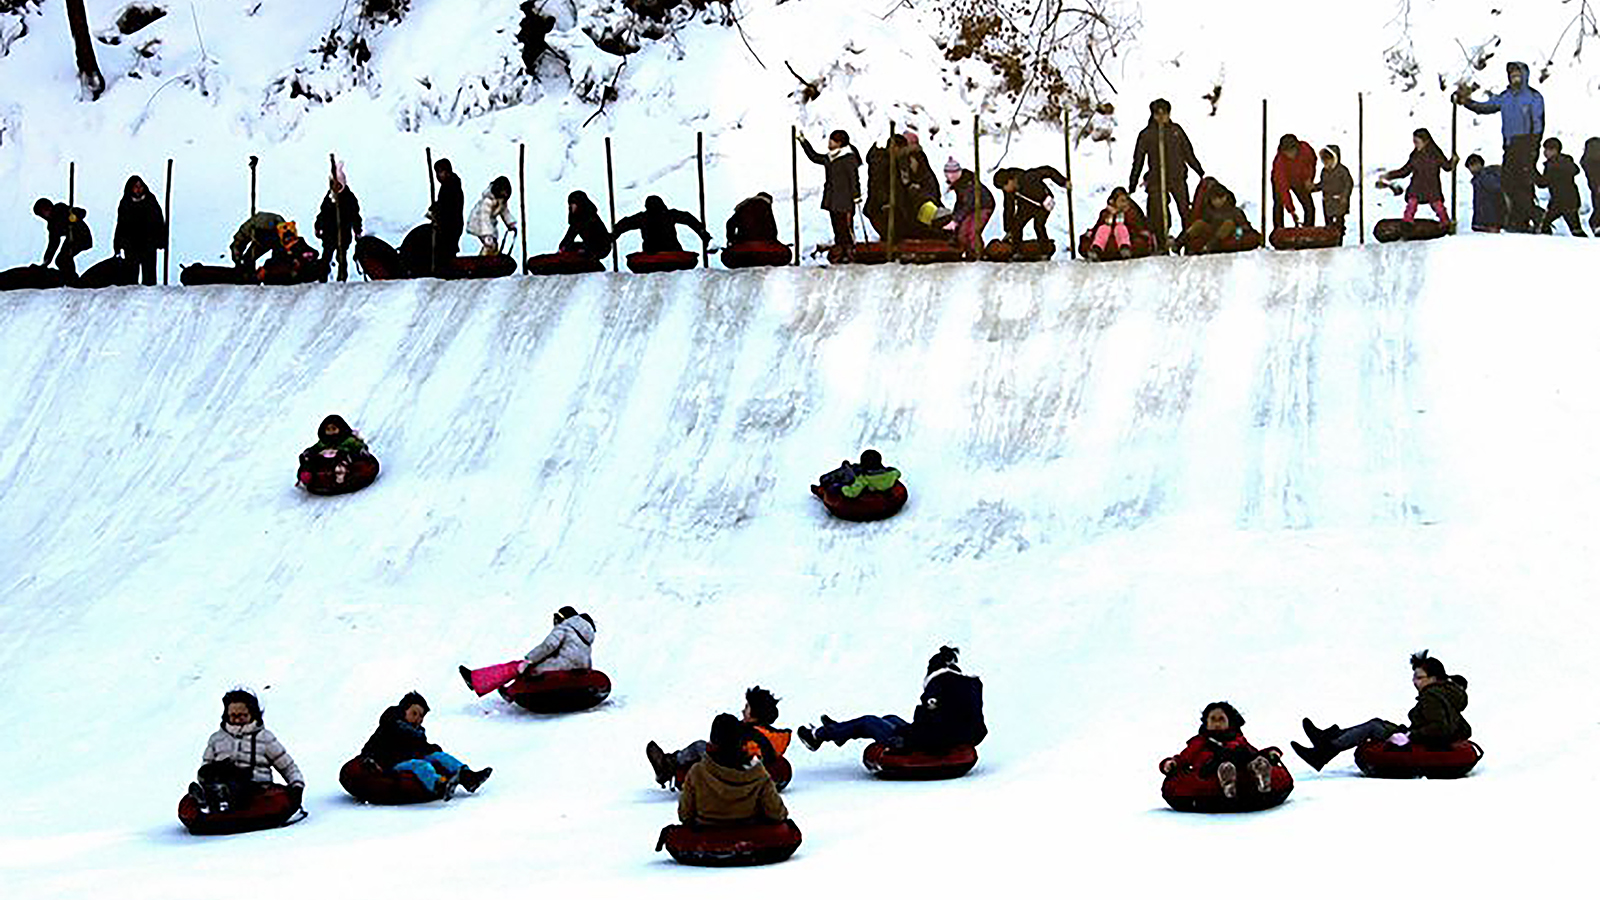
[259,257,329,286]
[1182,228,1263,255]
[180,264,255,286]
[1161,765,1295,813]
[810,481,909,522]
[525,251,607,276]
[339,756,437,805]
[442,254,517,280]
[355,236,406,280]
[1354,740,1482,779]
[657,819,803,867]
[675,755,793,792]
[985,239,1058,262]
[0,264,68,292]
[848,240,965,265]
[178,783,302,835]
[297,452,380,496]
[498,668,612,713]
[1373,218,1451,243]
[1270,226,1345,250]
[77,256,139,289]
[721,241,793,269]
[626,250,699,274]
[1075,230,1157,261]
[862,742,978,780]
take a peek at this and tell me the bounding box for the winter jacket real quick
[1312,148,1354,218]
[840,466,900,500]
[1129,119,1205,192]
[903,667,987,751]
[1583,138,1600,192]
[560,193,613,257]
[1161,729,1274,776]
[1093,201,1152,236]
[202,720,305,787]
[431,172,465,240]
[1535,152,1583,212]
[230,213,287,265]
[360,705,443,770]
[725,196,779,244]
[677,756,787,826]
[751,724,792,760]
[997,166,1069,236]
[801,140,862,214]
[113,177,166,256]
[1470,165,1506,229]
[314,188,362,248]
[308,434,367,457]
[1461,63,1545,147]
[467,189,518,241]
[1386,144,1454,204]
[1196,180,1250,229]
[1272,141,1317,207]
[524,613,596,673]
[948,170,996,220]
[613,199,710,254]
[42,203,92,264]
[1406,680,1471,747]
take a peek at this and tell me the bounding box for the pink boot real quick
[461,661,524,697]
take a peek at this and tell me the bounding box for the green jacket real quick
[841,467,901,499]
[1407,680,1471,745]
[314,435,367,455]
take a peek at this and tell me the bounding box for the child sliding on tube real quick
[1087,188,1150,260]
[459,606,597,697]
[1159,702,1281,799]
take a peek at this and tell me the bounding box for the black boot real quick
[797,725,823,752]
[645,741,675,786]
[1291,741,1335,772]
[1302,717,1341,747]
[459,665,474,690]
[459,767,492,793]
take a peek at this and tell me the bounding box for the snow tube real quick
[442,254,517,280]
[178,783,302,835]
[810,481,909,523]
[338,756,437,805]
[626,250,699,274]
[1182,228,1262,255]
[525,251,606,276]
[675,755,793,792]
[355,235,406,281]
[399,224,438,277]
[259,257,329,286]
[498,668,612,713]
[1354,740,1482,779]
[180,264,253,286]
[720,241,793,269]
[298,451,380,496]
[848,240,965,265]
[1269,226,1345,250]
[1373,218,1451,243]
[77,256,139,289]
[656,819,802,867]
[0,264,68,292]
[862,742,978,780]
[1075,230,1157,261]
[1161,765,1295,813]
[984,239,1057,262]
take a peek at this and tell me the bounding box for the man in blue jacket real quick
[1458,61,1544,233]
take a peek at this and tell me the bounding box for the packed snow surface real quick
[2,237,1598,896]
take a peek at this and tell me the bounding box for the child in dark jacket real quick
[1311,145,1354,235]
[1380,128,1456,227]
[299,414,369,483]
[815,448,902,499]
[1160,702,1282,798]
[796,646,986,753]
[559,191,613,260]
[34,198,92,278]
[1465,154,1506,233]
[1582,138,1600,233]
[1535,137,1588,236]
[360,692,491,799]
[799,130,862,259]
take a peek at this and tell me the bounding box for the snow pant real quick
[1326,718,1402,753]
[51,240,87,279]
[129,248,158,285]
[1502,137,1540,233]
[1005,207,1050,244]
[1403,198,1450,225]
[1539,206,1587,236]
[393,751,465,793]
[195,761,261,806]
[1184,219,1238,253]
[830,209,855,255]
[1327,214,1347,238]
[953,207,992,251]
[321,237,351,282]
[1092,222,1131,252]
[1273,184,1316,229]
[1144,181,1192,251]
[463,660,524,696]
[434,226,462,270]
[670,739,711,769]
[815,714,910,745]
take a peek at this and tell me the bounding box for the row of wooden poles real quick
[61,95,1462,286]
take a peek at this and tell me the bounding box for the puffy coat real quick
[613,197,710,253]
[1272,141,1317,206]
[314,187,362,248]
[524,613,596,673]
[1470,165,1506,229]
[1160,729,1272,776]
[1407,679,1470,747]
[1129,119,1205,191]
[800,140,862,214]
[1461,63,1545,147]
[1386,144,1454,204]
[230,212,287,265]
[725,196,779,244]
[904,667,987,751]
[360,705,443,769]
[1312,147,1354,218]
[113,177,166,256]
[1535,151,1583,212]
[1092,200,1152,235]
[677,756,787,826]
[467,189,517,241]
[203,720,305,787]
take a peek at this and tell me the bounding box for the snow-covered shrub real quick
[0,0,40,59]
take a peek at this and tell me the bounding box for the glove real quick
[1042,196,1056,212]
[287,784,304,808]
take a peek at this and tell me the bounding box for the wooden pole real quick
[972,117,983,259]
[1450,98,1459,228]
[1359,93,1366,245]
[696,131,708,268]
[1260,99,1268,237]
[425,148,436,274]
[518,143,528,269]
[68,161,75,208]
[1157,120,1170,252]
[887,120,898,259]
[1064,110,1076,258]
[328,153,341,279]
[790,126,800,266]
[162,157,173,285]
[248,155,258,217]
[604,136,619,272]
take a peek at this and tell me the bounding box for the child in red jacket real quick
[1160,701,1282,798]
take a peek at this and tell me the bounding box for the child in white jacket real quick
[189,688,304,813]
[466,176,517,254]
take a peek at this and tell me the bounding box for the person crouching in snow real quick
[1159,701,1282,799]
[299,414,368,485]
[188,688,305,814]
[1293,651,1470,771]
[1465,154,1506,233]
[1379,128,1457,227]
[815,448,901,499]
[647,686,792,787]
[797,646,987,753]
[726,192,781,246]
[678,714,789,828]
[459,605,597,696]
[361,692,491,799]
[943,157,995,257]
[1087,187,1150,260]
[466,176,518,255]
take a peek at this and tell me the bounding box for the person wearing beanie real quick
[314,161,362,281]
[188,688,305,814]
[798,128,863,260]
[647,687,792,787]
[612,195,712,254]
[725,191,781,245]
[459,606,598,696]
[943,157,996,257]
[1159,702,1283,799]
[558,190,613,260]
[797,646,987,753]
[360,692,491,799]
[814,448,901,499]
[1128,98,1205,251]
[466,175,518,256]
[1292,651,1471,771]
[677,713,789,827]
[1310,145,1353,236]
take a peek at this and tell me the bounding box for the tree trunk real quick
[66,0,104,101]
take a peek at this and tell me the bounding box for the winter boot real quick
[187,782,210,814]
[797,725,823,752]
[459,767,492,793]
[1248,756,1274,793]
[1291,741,1335,772]
[819,714,849,747]
[459,665,473,690]
[1086,247,1101,261]
[1302,717,1341,747]
[1119,244,1133,259]
[439,770,463,801]
[646,741,675,786]
[1217,761,1239,799]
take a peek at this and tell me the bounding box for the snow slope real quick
[2,237,1598,896]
